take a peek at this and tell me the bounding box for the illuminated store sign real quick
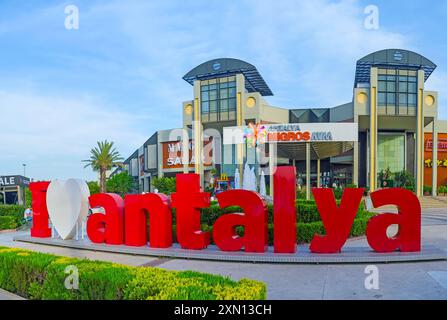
[224,123,358,145]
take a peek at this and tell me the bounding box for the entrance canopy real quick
[277,141,354,160]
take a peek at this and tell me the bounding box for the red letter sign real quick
[366,188,421,252]
[171,174,210,250]
[310,188,364,253]
[87,193,124,245]
[30,181,51,238]
[124,193,172,248]
[213,190,268,252]
[273,166,297,253]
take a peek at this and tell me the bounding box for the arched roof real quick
[183,58,273,96]
[354,49,437,86]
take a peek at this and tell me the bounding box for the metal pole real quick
[306,142,311,200]
[317,158,321,188]
[22,164,26,207]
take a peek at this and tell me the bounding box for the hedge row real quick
[0,216,18,230]
[0,205,25,226]
[199,199,366,225]
[172,211,375,245]
[0,247,266,300]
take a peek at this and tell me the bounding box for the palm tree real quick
[83,140,123,193]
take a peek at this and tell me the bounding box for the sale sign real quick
[29,166,421,254]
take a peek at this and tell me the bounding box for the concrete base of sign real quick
[13,235,447,264]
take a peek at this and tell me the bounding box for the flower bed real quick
[0,247,266,300]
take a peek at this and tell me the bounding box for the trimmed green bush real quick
[175,210,374,245]
[0,216,18,230]
[199,198,367,227]
[0,247,266,300]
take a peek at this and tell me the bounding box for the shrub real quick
[0,247,266,300]
[438,185,447,195]
[0,205,26,228]
[0,205,25,223]
[87,181,100,195]
[152,177,176,195]
[394,170,415,190]
[106,172,136,197]
[0,216,18,230]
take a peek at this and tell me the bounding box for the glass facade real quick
[200,76,236,122]
[377,133,405,173]
[377,68,418,116]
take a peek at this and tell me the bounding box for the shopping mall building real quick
[114,49,447,199]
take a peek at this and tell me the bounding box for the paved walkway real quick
[0,208,446,300]
[0,289,24,300]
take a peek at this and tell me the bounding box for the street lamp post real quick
[22,164,27,207]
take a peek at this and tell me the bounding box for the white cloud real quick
[1,0,444,183]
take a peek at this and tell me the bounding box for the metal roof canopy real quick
[276,141,354,161]
[354,49,437,86]
[183,58,273,96]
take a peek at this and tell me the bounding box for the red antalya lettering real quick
[366,188,421,252]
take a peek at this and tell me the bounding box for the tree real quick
[106,172,135,197]
[151,177,176,195]
[83,140,123,193]
[87,181,100,195]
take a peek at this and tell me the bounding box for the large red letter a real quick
[366,188,421,252]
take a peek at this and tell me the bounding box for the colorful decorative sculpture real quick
[244,123,267,147]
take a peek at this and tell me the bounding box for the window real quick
[378,92,386,105]
[408,94,417,107]
[398,94,407,106]
[200,77,237,121]
[377,68,419,114]
[387,93,395,104]
[202,101,209,113]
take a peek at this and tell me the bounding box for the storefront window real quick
[377,133,405,173]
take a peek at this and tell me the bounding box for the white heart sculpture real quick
[46,179,90,240]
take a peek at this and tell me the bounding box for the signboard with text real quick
[223,123,358,145]
[0,175,30,187]
[162,139,213,169]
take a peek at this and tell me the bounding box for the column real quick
[432,118,438,196]
[17,186,22,205]
[269,143,276,196]
[182,127,189,174]
[416,70,425,197]
[292,159,296,187]
[236,92,244,185]
[353,141,359,187]
[369,68,378,193]
[317,158,321,188]
[193,91,204,188]
[306,142,311,200]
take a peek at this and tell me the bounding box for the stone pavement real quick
[0,289,24,300]
[0,208,446,300]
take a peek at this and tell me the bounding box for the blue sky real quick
[0,0,446,181]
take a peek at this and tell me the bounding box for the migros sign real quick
[29,166,421,254]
